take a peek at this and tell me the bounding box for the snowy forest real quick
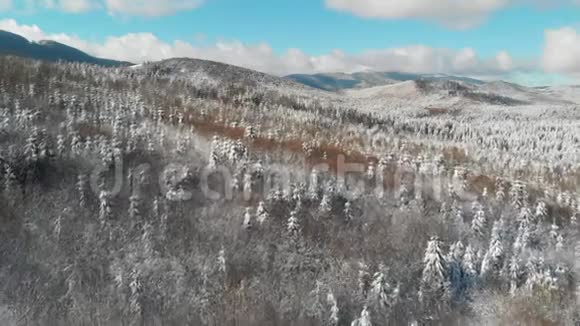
[0,55,579,325]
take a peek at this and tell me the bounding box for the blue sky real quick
[1,0,580,85]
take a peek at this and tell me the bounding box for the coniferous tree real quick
[480,221,504,278]
[319,192,332,215]
[308,169,320,201]
[99,191,112,227]
[508,255,522,295]
[358,262,372,300]
[56,133,66,157]
[327,291,340,326]
[243,207,253,229]
[287,208,300,237]
[344,201,354,222]
[351,306,372,326]
[535,201,548,222]
[128,193,141,220]
[256,201,269,225]
[462,244,478,286]
[471,208,487,244]
[3,164,16,199]
[419,236,449,312]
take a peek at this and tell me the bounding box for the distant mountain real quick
[0,30,131,67]
[285,71,485,91]
[346,79,529,108]
[131,58,315,92]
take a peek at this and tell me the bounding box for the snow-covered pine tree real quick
[419,236,449,305]
[308,169,320,201]
[129,193,141,220]
[518,205,534,225]
[535,201,548,222]
[366,162,375,181]
[3,164,16,199]
[513,219,531,254]
[70,131,82,156]
[358,262,372,299]
[305,281,325,321]
[243,172,253,198]
[142,221,155,257]
[159,211,169,242]
[327,290,340,326]
[256,201,269,225]
[510,180,528,209]
[556,234,565,252]
[128,268,143,323]
[217,246,227,274]
[24,126,40,163]
[462,244,478,285]
[77,173,88,208]
[287,207,300,237]
[399,182,410,209]
[344,201,354,222]
[550,223,560,244]
[480,221,504,278]
[447,241,466,300]
[495,183,505,203]
[319,192,332,215]
[370,264,398,315]
[471,208,487,243]
[37,128,49,160]
[351,306,372,326]
[508,255,522,295]
[453,201,465,235]
[524,255,545,293]
[438,201,450,223]
[175,135,187,157]
[56,133,66,157]
[99,191,112,227]
[84,136,93,155]
[53,213,62,241]
[243,207,252,230]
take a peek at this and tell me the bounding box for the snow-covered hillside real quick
[1,55,580,325]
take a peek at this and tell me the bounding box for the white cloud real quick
[325,0,580,29]
[20,0,95,13]
[104,0,203,17]
[496,51,513,71]
[17,0,203,15]
[0,0,12,10]
[0,18,91,50]
[326,0,508,28]
[453,48,479,71]
[58,0,94,13]
[0,18,52,40]
[0,18,528,77]
[543,27,580,75]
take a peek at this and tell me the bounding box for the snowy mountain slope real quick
[482,81,575,105]
[129,58,580,120]
[345,79,528,108]
[535,85,580,104]
[2,54,580,326]
[130,58,317,92]
[285,71,485,91]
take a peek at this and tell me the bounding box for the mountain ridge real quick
[0,30,132,67]
[285,71,486,91]
[0,29,576,106]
